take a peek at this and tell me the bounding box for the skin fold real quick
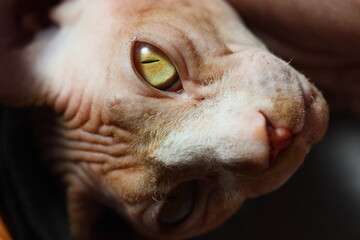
[0,0,337,239]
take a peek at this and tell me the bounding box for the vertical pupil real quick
[134,42,179,90]
[141,59,160,64]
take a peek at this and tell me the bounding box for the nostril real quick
[158,181,197,225]
[260,111,295,161]
[269,126,294,159]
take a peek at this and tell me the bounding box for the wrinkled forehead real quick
[77,0,264,50]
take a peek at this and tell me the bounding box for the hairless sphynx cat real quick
[6,0,359,239]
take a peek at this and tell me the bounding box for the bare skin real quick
[4,0,359,239]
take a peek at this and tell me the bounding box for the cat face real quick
[20,0,328,239]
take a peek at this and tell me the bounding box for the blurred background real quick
[1,108,359,240]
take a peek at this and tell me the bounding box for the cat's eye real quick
[133,42,180,90]
[158,181,196,225]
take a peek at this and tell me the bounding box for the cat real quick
[0,0,328,239]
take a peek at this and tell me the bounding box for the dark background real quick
[1,107,359,240]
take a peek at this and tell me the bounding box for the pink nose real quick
[268,126,294,159]
[216,111,293,169]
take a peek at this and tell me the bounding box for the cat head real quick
[6,0,328,239]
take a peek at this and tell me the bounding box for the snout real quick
[143,109,296,237]
[153,108,295,172]
[216,110,295,169]
[155,111,295,217]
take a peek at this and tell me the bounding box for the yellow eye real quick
[133,42,179,90]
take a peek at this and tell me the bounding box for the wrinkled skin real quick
[0,0,332,239]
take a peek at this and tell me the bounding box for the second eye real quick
[133,42,180,90]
